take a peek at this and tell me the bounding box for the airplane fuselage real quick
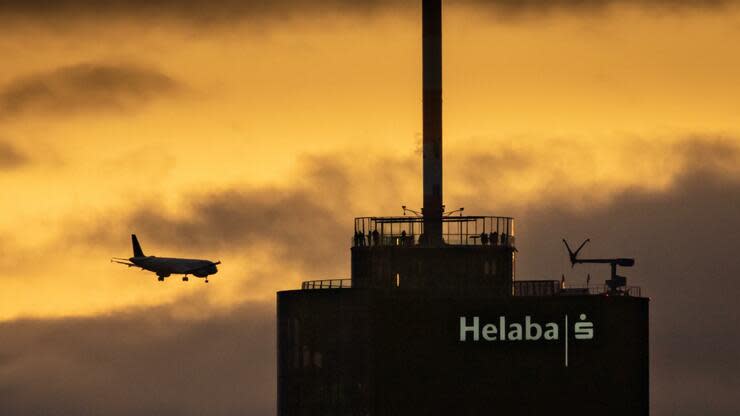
[130,256,218,278]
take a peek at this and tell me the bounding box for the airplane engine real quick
[194,264,218,277]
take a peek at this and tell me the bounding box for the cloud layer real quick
[79,154,421,283]
[0,0,735,25]
[0,141,26,169]
[0,299,276,416]
[0,63,180,118]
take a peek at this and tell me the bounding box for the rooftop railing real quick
[512,280,642,297]
[563,285,641,297]
[299,278,641,296]
[512,280,561,296]
[301,279,352,290]
[352,215,515,248]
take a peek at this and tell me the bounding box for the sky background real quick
[1,0,740,414]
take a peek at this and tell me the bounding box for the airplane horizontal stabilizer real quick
[111,259,136,267]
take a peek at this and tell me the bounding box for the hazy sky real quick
[1,1,739,415]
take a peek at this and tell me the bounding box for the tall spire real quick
[422,0,443,245]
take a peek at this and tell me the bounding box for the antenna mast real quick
[422,0,444,245]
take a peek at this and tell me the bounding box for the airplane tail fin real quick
[131,234,145,257]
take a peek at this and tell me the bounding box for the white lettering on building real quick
[459,314,593,342]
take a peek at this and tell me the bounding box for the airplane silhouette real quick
[112,234,221,283]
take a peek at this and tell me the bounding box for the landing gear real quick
[205,278,209,283]
[157,276,165,282]
[182,276,189,282]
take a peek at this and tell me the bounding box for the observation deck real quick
[352,215,514,248]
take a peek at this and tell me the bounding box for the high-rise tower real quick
[276,1,649,415]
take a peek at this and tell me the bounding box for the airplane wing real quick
[111,259,137,267]
[182,261,221,274]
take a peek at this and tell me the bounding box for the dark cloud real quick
[459,0,734,15]
[0,0,735,25]
[86,153,419,278]
[124,188,347,276]
[672,135,740,172]
[0,299,276,416]
[0,0,403,25]
[0,141,26,169]
[510,164,740,414]
[448,136,740,215]
[0,63,180,118]
[90,155,360,278]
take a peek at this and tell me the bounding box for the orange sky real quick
[2,3,740,319]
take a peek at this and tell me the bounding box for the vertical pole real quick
[423,0,443,245]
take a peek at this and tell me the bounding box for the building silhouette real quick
[276,1,649,415]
